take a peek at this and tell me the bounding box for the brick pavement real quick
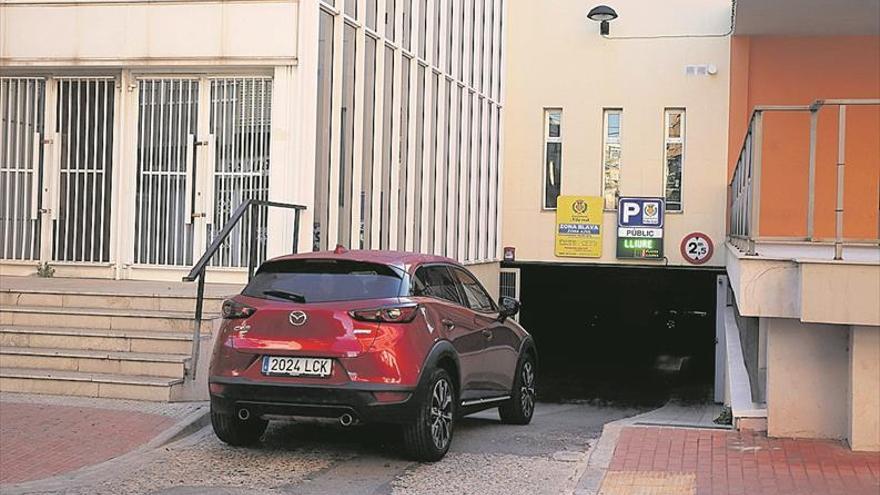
[600,426,880,495]
[0,401,173,484]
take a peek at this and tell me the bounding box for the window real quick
[244,260,403,303]
[602,109,622,210]
[366,0,377,29]
[339,24,357,248]
[542,109,562,209]
[386,0,396,41]
[380,46,395,248]
[397,56,412,248]
[451,267,495,312]
[314,11,335,251]
[412,265,462,304]
[664,109,685,212]
[360,36,378,248]
[402,0,412,50]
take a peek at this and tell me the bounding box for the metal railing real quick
[727,99,880,258]
[182,199,306,378]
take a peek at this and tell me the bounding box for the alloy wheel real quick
[520,361,536,418]
[429,378,453,450]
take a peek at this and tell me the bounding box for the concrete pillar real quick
[849,326,880,451]
[766,317,849,440]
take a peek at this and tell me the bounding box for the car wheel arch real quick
[518,337,538,369]
[420,340,461,397]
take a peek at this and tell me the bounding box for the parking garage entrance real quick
[504,263,723,407]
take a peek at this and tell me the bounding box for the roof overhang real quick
[734,0,880,36]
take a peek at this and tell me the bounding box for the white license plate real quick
[261,356,332,377]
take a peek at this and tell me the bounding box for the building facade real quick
[0,0,506,293]
[498,0,733,405]
[724,0,879,451]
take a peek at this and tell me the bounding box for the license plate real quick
[261,356,332,377]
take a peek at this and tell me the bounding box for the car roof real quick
[265,249,462,272]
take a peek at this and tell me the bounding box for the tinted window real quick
[412,266,462,304]
[451,268,495,312]
[243,259,403,303]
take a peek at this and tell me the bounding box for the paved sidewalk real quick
[598,426,880,495]
[0,393,206,487]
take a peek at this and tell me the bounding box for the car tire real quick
[211,407,268,447]
[402,368,456,462]
[499,355,536,425]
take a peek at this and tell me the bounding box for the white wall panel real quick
[0,1,298,65]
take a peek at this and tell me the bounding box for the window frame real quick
[541,108,563,210]
[663,108,686,213]
[601,108,623,211]
[449,266,498,313]
[411,263,465,306]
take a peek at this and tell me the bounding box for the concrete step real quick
[0,326,195,355]
[0,306,217,333]
[0,346,189,379]
[0,276,240,314]
[0,367,184,401]
[0,290,228,313]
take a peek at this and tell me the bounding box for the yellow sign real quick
[555,196,604,258]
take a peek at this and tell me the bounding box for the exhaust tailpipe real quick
[237,408,251,421]
[339,413,354,426]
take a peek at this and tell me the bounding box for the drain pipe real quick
[834,105,846,260]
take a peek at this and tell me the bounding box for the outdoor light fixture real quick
[587,5,618,35]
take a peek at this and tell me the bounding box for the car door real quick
[412,264,491,401]
[449,267,520,395]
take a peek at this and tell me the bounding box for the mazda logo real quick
[288,311,308,326]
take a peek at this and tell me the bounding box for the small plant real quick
[714,406,733,425]
[36,262,55,278]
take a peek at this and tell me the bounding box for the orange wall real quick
[728,36,880,239]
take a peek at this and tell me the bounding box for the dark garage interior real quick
[512,263,722,407]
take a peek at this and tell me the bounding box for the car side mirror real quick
[498,296,520,321]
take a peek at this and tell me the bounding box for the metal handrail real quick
[182,199,306,379]
[727,98,880,257]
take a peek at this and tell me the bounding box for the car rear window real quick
[242,259,404,303]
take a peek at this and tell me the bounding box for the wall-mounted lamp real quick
[587,5,618,35]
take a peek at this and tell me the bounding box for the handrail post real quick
[248,203,258,281]
[835,105,847,260]
[807,107,818,240]
[748,111,763,255]
[293,208,301,254]
[190,270,206,379]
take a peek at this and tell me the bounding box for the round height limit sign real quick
[680,232,714,265]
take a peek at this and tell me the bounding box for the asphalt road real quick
[46,402,643,495]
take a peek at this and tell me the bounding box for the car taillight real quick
[349,304,419,323]
[221,299,256,319]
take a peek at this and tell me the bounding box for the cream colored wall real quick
[0,0,298,66]
[801,262,880,327]
[727,245,880,326]
[766,317,849,441]
[466,262,501,301]
[849,326,880,451]
[502,0,731,267]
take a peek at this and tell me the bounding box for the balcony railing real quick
[728,99,880,258]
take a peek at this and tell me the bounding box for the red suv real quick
[208,249,537,461]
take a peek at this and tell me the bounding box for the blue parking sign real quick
[617,197,665,259]
[618,197,665,228]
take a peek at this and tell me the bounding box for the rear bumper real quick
[209,377,419,424]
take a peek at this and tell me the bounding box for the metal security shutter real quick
[53,78,115,263]
[134,79,199,266]
[207,77,273,268]
[0,78,44,261]
[500,268,520,321]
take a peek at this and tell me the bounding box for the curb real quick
[1,404,210,495]
[568,404,729,495]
